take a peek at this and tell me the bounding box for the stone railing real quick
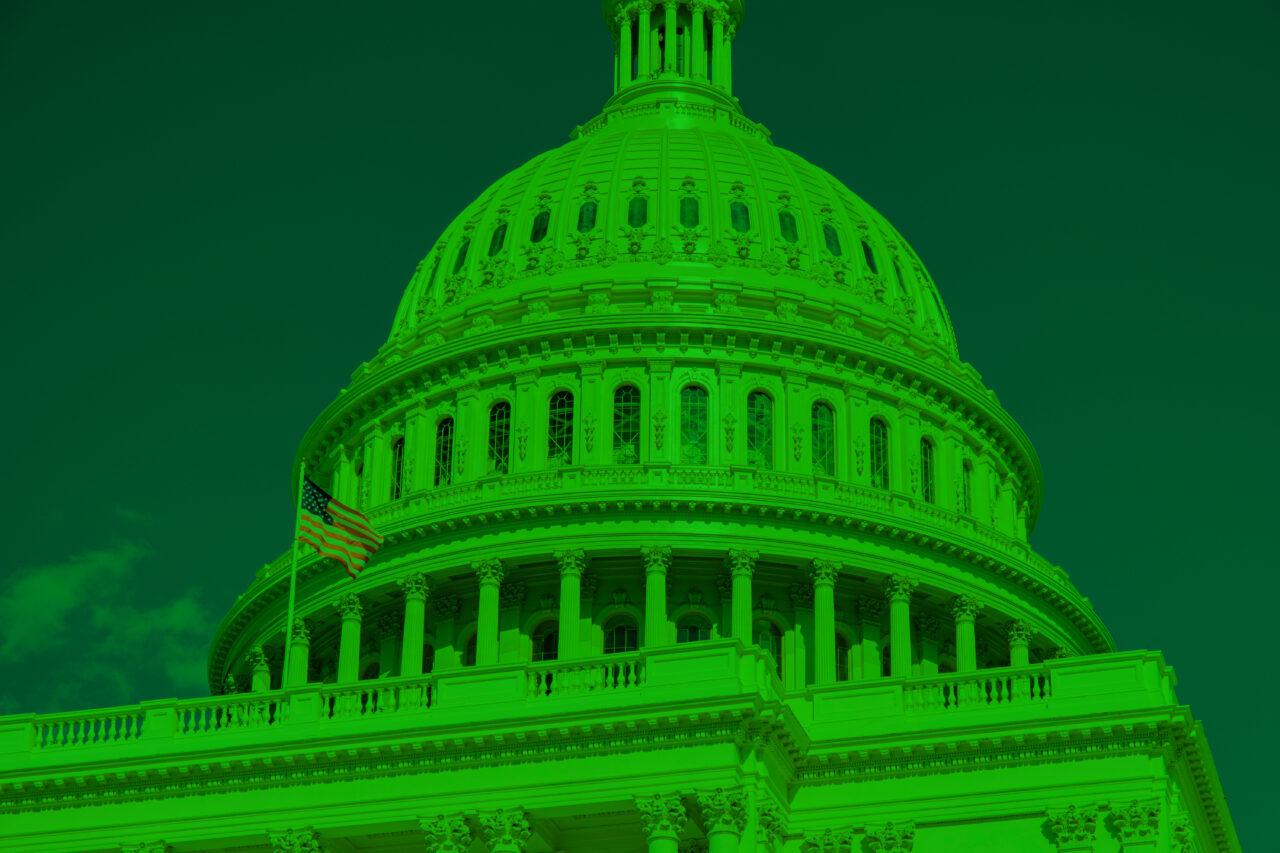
[34,707,146,750]
[902,668,1053,712]
[526,654,646,697]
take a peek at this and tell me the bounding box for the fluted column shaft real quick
[1008,620,1031,667]
[643,546,672,647]
[728,549,757,642]
[663,2,678,73]
[691,3,706,79]
[287,619,310,686]
[557,549,586,659]
[399,574,429,676]
[248,647,270,692]
[812,561,839,685]
[886,575,916,677]
[638,4,653,77]
[711,13,725,87]
[618,12,633,88]
[335,593,363,683]
[953,595,979,672]
[475,559,504,666]
[859,597,883,679]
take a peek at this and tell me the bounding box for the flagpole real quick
[284,458,306,687]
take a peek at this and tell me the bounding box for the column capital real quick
[398,572,430,600]
[246,646,269,670]
[1007,619,1032,645]
[696,787,747,835]
[333,592,364,620]
[883,574,917,603]
[420,814,472,853]
[432,594,461,618]
[858,595,884,622]
[1047,804,1099,850]
[950,594,979,621]
[790,582,815,610]
[474,558,505,586]
[810,559,840,586]
[915,614,941,637]
[499,581,527,609]
[636,793,688,840]
[477,809,532,852]
[291,617,312,643]
[377,614,403,635]
[642,545,673,575]
[1050,646,1077,659]
[555,548,588,577]
[755,803,786,847]
[865,822,915,853]
[1114,800,1161,843]
[726,548,758,577]
[268,829,323,853]
[803,828,854,853]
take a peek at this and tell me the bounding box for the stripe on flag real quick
[298,477,384,578]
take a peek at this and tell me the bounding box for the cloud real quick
[114,505,154,525]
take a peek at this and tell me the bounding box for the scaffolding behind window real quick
[548,391,574,466]
[961,460,973,514]
[613,385,641,464]
[390,437,405,499]
[746,391,773,469]
[921,438,936,504]
[434,418,454,487]
[870,418,890,490]
[488,401,511,475]
[812,402,836,476]
[679,385,710,465]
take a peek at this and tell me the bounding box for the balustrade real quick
[902,667,1052,712]
[177,695,284,735]
[526,654,646,697]
[35,709,145,748]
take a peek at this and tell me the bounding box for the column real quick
[698,789,746,853]
[474,558,504,666]
[268,830,322,853]
[399,573,430,676]
[287,618,311,686]
[885,574,917,677]
[642,546,672,647]
[952,594,979,673]
[723,21,733,95]
[812,560,839,685]
[1114,800,1162,851]
[663,2,678,73]
[498,581,525,663]
[1047,805,1099,852]
[377,615,402,677]
[637,794,687,853]
[247,646,271,692]
[858,596,883,679]
[1008,619,1031,667]
[618,9,633,88]
[755,803,785,853]
[638,2,653,78]
[478,809,532,853]
[711,11,725,88]
[917,614,940,676]
[334,592,364,683]
[557,549,586,659]
[432,594,461,670]
[690,1,707,79]
[421,815,471,853]
[727,548,757,642]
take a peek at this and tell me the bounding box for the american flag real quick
[297,477,384,578]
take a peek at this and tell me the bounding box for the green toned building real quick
[0,2,1239,851]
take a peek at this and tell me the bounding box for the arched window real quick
[730,201,751,232]
[812,402,836,476]
[921,438,936,504]
[488,401,511,475]
[870,418,890,490]
[746,391,773,469]
[361,661,381,681]
[548,391,574,466]
[531,623,559,662]
[778,210,799,243]
[353,456,364,508]
[961,460,974,514]
[577,200,598,233]
[823,223,843,256]
[836,636,850,682]
[389,437,405,499]
[434,418,454,487]
[462,635,477,667]
[861,240,878,274]
[529,210,550,243]
[604,618,638,654]
[679,385,710,465]
[676,616,711,644]
[680,196,700,228]
[893,259,907,297]
[488,222,508,256]
[753,619,783,678]
[628,196,648,228]
[451,238,470,274]
[613,385,641,464]
[422,644,435,674]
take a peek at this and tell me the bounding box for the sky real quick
[1,0,1276,844]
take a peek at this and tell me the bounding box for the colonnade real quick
[258,550,1048,692]
[614,1,736,95]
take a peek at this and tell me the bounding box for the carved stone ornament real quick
[245,646,269,670]
[583,411,597,452]
[580,570,599,598]
[611,588,630,605]
[1114,800,1161,841]
[652,409,668,450]
[431,594,461,619]
[120,844,171,853]
[866,822,915,853]
[291,617,312,644]
[516,422,530,460]
[555,548,587,576]
[473,558,505,585]
[884,574,918,603]
[1050,646,1077,659]
[642,545,673,574]
[697,787,747,834]
[376,614,402,636]
[334,592,364,620]
[221,672,238,695]
[477,809,532,852]
[803,828,854,853]
[268,828,323,853]
[791,424,804,461]
[915,614,941,638]
[636,793,688,840]
[723,413,737,453]
[859,595,885,622]
[727,548,758,577]
[1170,814,1193,852]
[1047,805,1099,848]
[420,814,472,853]
[1007,619,1033,645]
[811,559,840,586]
[398,572,430,600]
[755,803,786,847]
[950,594,979,621]
[790,582,815,609]
[498,581,526,609]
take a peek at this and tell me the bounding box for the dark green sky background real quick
[2,0,1275,844]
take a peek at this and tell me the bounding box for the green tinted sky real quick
[1,0,1275,843]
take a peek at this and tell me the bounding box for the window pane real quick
[861,240,878,274]
[488,402,511,474]
[680,196,699,228]
[746,392,773,469]
[961,461,973,514]
[778,210,799,243]
[605,622,638,654]
[823,223,843,256]
[530,210,550,243]
[677,619,710,643]
[532,626,559,662]
[488,222,508,257]
[435,419,454,486]
[870,418,889,490]
[628,196,648,228]
[548,391,574,466]
[836,637,850,682]
[812,403,835,476]
[577,200,598,233]
[730,201,751,233]
[613,385,641,464]
[921,439,936,504]
[680,386,710,465]
[390,438,405,499]
[452,238,470,274]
